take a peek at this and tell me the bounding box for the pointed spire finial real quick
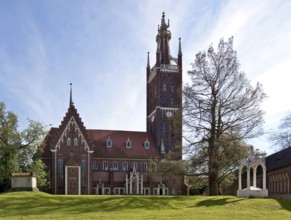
[178,37,182,55]
[147,52,150,68]
[160,12,170,31]
[161,12,166,27]
[69,83,74,108]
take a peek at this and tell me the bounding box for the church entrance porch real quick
[65,166,81,195]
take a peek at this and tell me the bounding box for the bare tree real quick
[183,37,267,195]
[270,114,291,149]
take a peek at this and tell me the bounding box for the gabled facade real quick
[41,89,94,195]
[41,13,186,195]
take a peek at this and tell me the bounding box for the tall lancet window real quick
[67,138,71,147]
[81,160,86,187]
[58,159,63,186]
[74,138,78,147]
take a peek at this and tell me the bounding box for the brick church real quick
[40,13,187,195]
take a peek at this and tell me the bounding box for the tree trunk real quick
[208,156,219,195]
[208,138,219,195]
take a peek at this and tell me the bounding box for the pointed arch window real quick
[122,161,128,171]
[132,161,138,170]
[103,161,109,171]
[113,161,118,171]
[93,160,98,171]
[67,138,71,147]
[142,162,147,171]
[74,138,78,147]
[151,162,157,171]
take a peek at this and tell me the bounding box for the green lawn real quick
[0,192,291,219]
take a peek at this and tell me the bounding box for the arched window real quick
[113,161,118,170]
[74,138,78,147]
[142,162,147,171]
[144,139,150,149]
[67,138,71,147]
[93,160,98,171]
[103,161,108,171]
[122,161,128,171]
[151,162,157,171]
[126,138,131,148]
[106,138,112,147]
[132,161,138,170]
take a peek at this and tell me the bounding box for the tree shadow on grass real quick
[276,199,291,212]
[0,192,183,218]
[194,197,244,207]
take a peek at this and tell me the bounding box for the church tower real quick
[146,12,182,159]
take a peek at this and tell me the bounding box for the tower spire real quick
[69,83,74,108]
[156,12,171,64]
[147,52,150,69]
[178,37,182,55]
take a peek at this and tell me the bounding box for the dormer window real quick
[106,137,112,147]
[67,138,71,147]
[144,139,150,149]
[126,138,131,148]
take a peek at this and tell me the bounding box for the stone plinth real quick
[237,186,268,198]
[11,173,38,191]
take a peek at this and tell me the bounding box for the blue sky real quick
[1,0,291,155]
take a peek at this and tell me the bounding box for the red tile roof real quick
[87,129,161,160]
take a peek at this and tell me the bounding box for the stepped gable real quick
[265,147,291,172]
[87,129,160,159]
[42,103,92,152]
[53,103,92,150]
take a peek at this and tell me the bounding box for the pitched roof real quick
[87,129,161,160]
[265,147,291,171]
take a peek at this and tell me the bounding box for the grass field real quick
[0,192,291,219]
